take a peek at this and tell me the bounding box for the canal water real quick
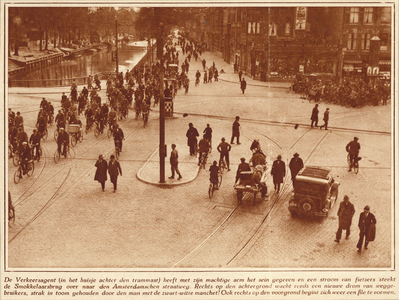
[9,47,148,87]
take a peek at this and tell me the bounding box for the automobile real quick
[288,166,339,218]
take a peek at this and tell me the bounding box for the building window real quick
[248,22,260,34]
[361,33,371,50]
[379,7,391,24]
[349,8,359,23]
[285,23,291,35]
[380,32,389,49]
[363,8,373,24]
[347,30,357,50]
[269,23,277,36]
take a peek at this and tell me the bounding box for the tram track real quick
[173,127,329,267]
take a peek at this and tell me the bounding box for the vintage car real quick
[288,166,339,218]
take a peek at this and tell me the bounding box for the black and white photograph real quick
[2,1,398,299]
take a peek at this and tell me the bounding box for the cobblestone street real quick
[6,47,392,270]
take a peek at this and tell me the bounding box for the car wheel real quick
[298,198,316,216]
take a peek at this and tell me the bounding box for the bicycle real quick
[107,124,114,139]
[219,156,228,174]
[14,159,34,184]
[115,140,121,159]
[208,173,222,199]
[143,112,149,128]
[94,121,102,138]
[54,144,75,164]
[39,128,48,141]
[347,154,360,174]
[30,143,43,162]
[12,149,20,167]
[199,152,208,169]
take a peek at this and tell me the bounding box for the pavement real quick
[5,41,393,269]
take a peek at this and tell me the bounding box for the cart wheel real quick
[26,161,34,176]
[54,150,60,164]
[71,135,77,147]
[14,169,21,184]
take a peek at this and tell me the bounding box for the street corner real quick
[136,148,200,187]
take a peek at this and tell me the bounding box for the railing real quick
[8,72,115,88]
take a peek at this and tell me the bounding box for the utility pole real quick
[159,22,165,183]
[115,20,119,75]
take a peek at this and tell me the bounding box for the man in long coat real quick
[94,154,108,192]
[271,155,285,193]
[335,195,355,243]
[310,103,319,127]
[357,205,377,252]
[108,155,122,192]
[186,123,199,156]
[240,78,247,94]
[289,153,304,189]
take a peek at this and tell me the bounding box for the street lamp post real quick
[159,23,166,183]
[115,20,119,75]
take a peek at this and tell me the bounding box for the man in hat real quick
[310,104,319,127]
[235,157,251,183]
[251,165,268,200]
[113,124,124,152]
[20,142,32,175]
[169,144,182,180]
[240,78,247,94]
[357,205,376,252]
[319,108,330,130]
[198,135,210,166]
[335,195,355,243]
[346,137,361,172]
[186,123,199,156]
[57,127,69,157]
[271,155,285,193]
[231,116,241,144]
[14,111,24,131]
[108,155,122,192]
[95,155,108,192]
[289,153,304,189]
[29,129,41,162]
[217,137,232,171]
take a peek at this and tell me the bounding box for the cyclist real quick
[55,110,66,131]
[113,124,124,152]
[85,106,94,130]
[108,108,117,131]
[46,101,54,124]
[141,101,152,124]
[19,142,32,175]
[57,127,69,157]
[217,137,231,171]
[95,108,104,134]
[209,161,220,190]
[198,135,210,166]
[14,111,24,131]
[16,127,28,153]
[346,137,361,172]
[29,129,41,162]
[203,124,213,149]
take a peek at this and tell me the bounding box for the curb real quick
[136,148,201,187]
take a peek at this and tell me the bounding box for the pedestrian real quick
[203,71,208,84]
[240,78,247,94]
[238,69,243,82]
[231,116,241,144]
[346,137,361,172]
[235,157,251,183]
[356,205,377,252]
[289,153,304,189]
[113,124,124,152]
[310,104,319,127]
[334,195,356,243]
[108,154,122,192]
[319,108,329,130]
[169,144,182,180]
[186,123,199,156]
[202,58,206,70]
[271,155,285,193]
[217,137,231,171]
[94,154,108,192]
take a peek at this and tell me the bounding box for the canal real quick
[9,47,148,87]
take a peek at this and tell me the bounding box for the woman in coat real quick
[94,154,108,191]
[271,155,285,193]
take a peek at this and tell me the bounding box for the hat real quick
[354,137,359,140]
[277,154,282,160]
[99,154,103,159]
[22,142,28,145]
[326,108,329,110]
[364,205,370,211]
[110,155,115,159]
[221,137,225,141]
[235,116,240,120]
[171,144,176,148]
[240,157,246,162]
[60,127,64,130]
[293,153,299,157]
[344,195,349,200]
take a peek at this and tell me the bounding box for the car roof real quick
[297,166,332,182]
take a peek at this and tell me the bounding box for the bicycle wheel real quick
[115,147,120,159]
[78,131,83,142]
[39,147,43,161]
[54,150,60,164]
[13,151,20,167]
[54,129,59,141]
[14,169,21,184]
[94,127,100,138]
[107,128,112,138]
[353,162,359,174]
[347,154,351,169]
[71,135,77,147]
[218,174,222,188]
[202,154,207,169]
[219,161,224,174]
[26,161,34,176]
[208,184,213,199]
